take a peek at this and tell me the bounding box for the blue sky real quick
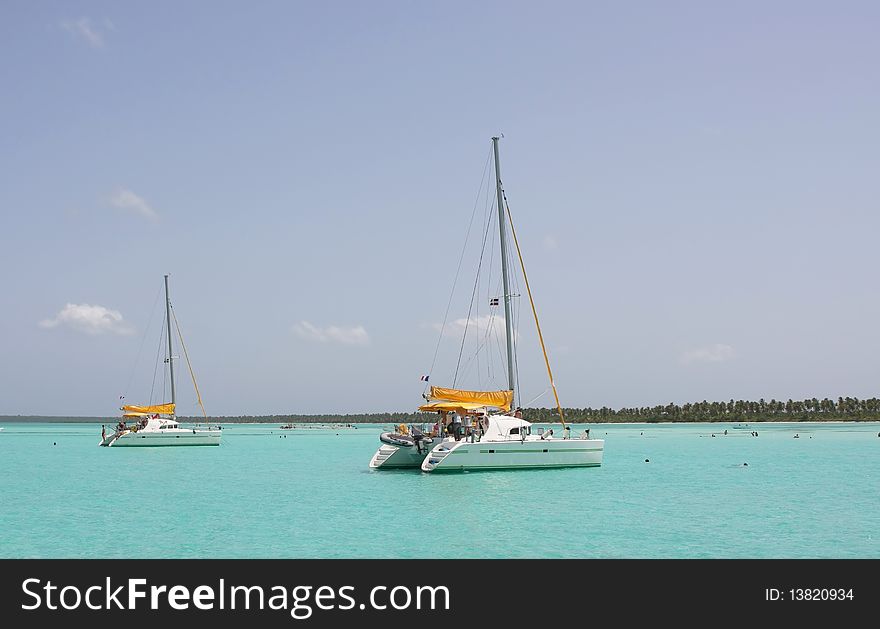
[2,1,879,416]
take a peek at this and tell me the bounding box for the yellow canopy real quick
[121,403,175,415]
[418,401,491,413]
[426,386,513,412]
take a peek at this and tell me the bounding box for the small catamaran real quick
[100,275,221,447]
[370,137,604,471]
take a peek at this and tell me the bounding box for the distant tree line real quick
[189,396,880,424]
[527,396,880,423]
[3,397,879,423]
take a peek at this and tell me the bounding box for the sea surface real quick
[1,421,878,558]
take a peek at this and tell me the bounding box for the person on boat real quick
[101,425,106,441]
[412,425,425,453]
[514,407,523,418]
[463,414,474,442]
[451,411,462,441]
[582,428,591,440]
[478,414,489,437]
[398,423,409,436]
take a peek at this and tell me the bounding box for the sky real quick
[2,1,879,416]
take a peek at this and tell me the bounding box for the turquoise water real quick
[1,421,878,558]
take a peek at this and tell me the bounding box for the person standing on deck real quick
[451,411,462,441]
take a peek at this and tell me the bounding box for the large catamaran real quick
[370,137,604,471]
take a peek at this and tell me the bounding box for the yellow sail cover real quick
[121,403,175,415]
[418,401,492,413]
[427,387,513,411]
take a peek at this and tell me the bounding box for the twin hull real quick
[102,430,221,447]
[420,438,604,471]
[370,437,604,471]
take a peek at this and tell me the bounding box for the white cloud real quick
[110,188,158,221]
[681,343,735,364]
[542,235,558,250]
[40,303,133,336]
[436,315,516,341]
[293,321,370,346]
[60,17,107,48]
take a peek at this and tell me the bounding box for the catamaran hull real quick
[101,430,221,447]
[421,439,604,472]
[369,437,445,468]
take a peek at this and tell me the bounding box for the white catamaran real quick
[100,275,221,447]
[370,137,604,471]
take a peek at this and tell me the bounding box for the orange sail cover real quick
[121,403,175,416]
[427,386,513,411]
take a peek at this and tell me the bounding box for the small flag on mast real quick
[420,375,430,382]
[489,297,499,306]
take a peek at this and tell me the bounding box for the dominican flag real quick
[420,375,430,382]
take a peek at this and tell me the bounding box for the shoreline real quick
[2,417,880,426]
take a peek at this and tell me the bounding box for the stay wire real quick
[149,309,166,406]
[121,284,163,403]
[453,185,496,387]
[425,146,493,395]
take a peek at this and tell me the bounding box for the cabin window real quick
[510,427,520,435]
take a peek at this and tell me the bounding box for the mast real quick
[164,274,176,409]
[493,136,516,397]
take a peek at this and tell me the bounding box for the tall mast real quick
[493,136,516,396]
[164,274,176,408]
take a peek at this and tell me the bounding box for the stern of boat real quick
[420,439,467,472]
[369,444,401,468]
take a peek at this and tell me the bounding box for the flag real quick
[119,395,125,400]
[420,375,429,382]
[489,297,499,306]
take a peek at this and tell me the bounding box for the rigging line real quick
[504,194,567,429]
[426,146,493,393]
[482,307,497,383]
[170,306,208,422]
[122,284,163,400]
[522,388,550,409]
[514,281,522,408]
[491,275,507,382]
[162,347,167,406]
[149,309,167,406]
[453,184,496,387]
[474,287,481,391]
[510,244,523,408]
[459,319,498,384]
